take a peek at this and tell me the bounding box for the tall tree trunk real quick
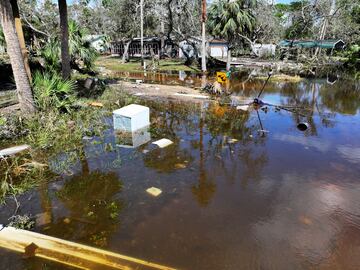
[0,0,35,113]
[201,0,207,72]
[58,0,71,79]
[226,48,231,71]
[10,0,31,82]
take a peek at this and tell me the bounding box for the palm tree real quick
[10,0,31,81]
[207,0,255,71]
[0,0,35,113]
[58,0,71,79]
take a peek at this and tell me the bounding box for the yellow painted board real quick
[0,227,176,270]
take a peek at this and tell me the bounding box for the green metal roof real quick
[279,39,345,49]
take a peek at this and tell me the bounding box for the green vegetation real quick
[0,85,138,203]
[96,57,200,73]
[33,72,76,112]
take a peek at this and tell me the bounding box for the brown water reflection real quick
[1,76,360,270]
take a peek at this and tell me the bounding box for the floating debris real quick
[135,80,143,84]
[174,163,187,169]
[299,215,313,226]
[152,138,173,148]
[0,145,30,157]
[88,102,104,108]
[228,138,238,144]
[63,218,71,224]
[297,122,309,131]
[146,187,162,197]
[236,105,249,111]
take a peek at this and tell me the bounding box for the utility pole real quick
[201,0,207,72]
[10,0,31,82]
[140,0,144,67]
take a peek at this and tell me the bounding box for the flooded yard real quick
[1,74,360,269]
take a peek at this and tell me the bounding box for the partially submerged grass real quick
[0,86,140,203]
[96,56,201,73]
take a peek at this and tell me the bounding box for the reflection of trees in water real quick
[205,105,253,141]
[192,115,216,207]
[319,80,360,115]
[144,101,197,173]
[51,168,123,247]
[149,101,199,138]
[143,145,194,173]
[191,104,269,201]
[237,148,268,188]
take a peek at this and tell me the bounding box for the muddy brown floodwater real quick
[1,73,360,270]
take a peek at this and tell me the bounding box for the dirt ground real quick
[110,81,212,103]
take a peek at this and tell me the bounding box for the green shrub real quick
[39,39,61,72]
[33,71,76,112]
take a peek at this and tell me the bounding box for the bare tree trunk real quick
[10,0,31,82]
[160,20,165,55]
[314,0,336,57]
[0,0,35,113]
[58,0,71,79]
[201,0,207,72]
[122,40,131,64]
[226,48,231,71]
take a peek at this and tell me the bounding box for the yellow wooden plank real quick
[0,227,176,270]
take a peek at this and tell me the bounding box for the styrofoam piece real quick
[173,93,208,99]
[113,104,150,132]
[236,105,250,111]
[152,138,173,148]
[146,187,162,197]
[0,145,30,157]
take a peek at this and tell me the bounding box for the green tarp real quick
[279,39,345,49]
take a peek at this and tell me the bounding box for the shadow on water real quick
[1,75,360,269]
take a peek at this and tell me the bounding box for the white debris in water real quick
[136,79,143,84]
[228,138,238,144]
[0,145,30,157]
[134,93,145,96]
[152,138,173,148]
[236,105,250,111]
[174,93,208,99]
[146,187,162,197]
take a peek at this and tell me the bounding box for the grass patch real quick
[96,56,201,73]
